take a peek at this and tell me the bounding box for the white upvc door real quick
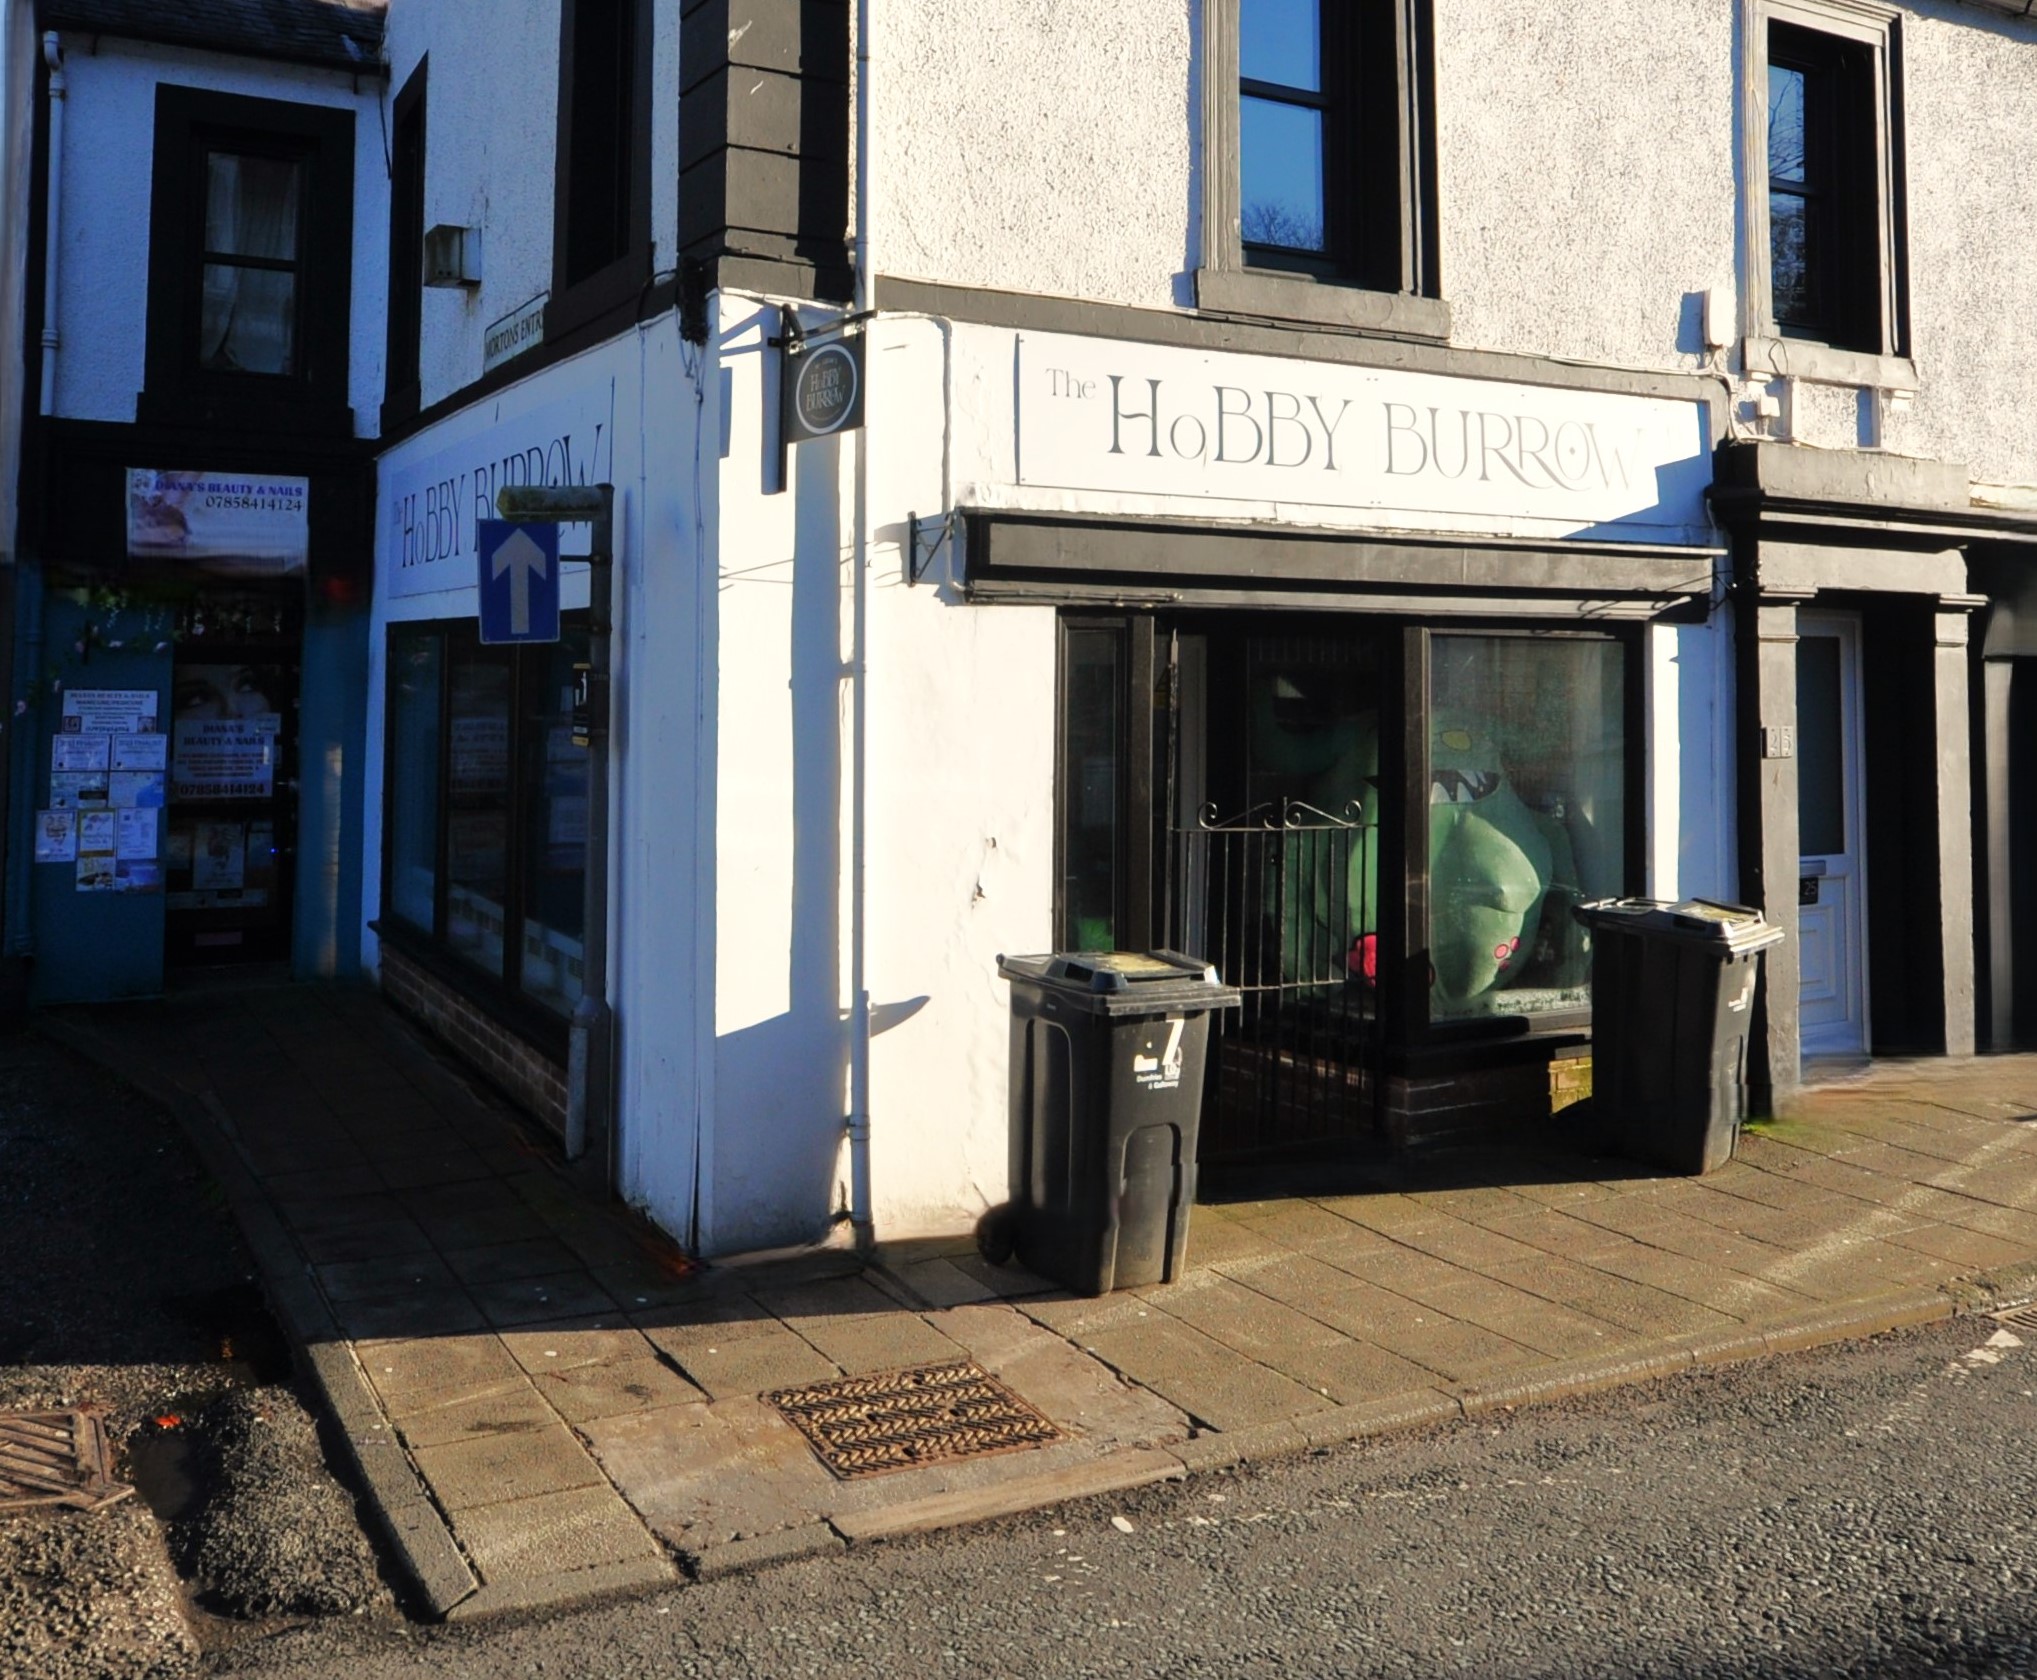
[1797,612,1869,1059]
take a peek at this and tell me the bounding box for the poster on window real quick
[34,810,76,863]
[191,820,246,891]
[61,689,159,735]
[112,732,169,770]
[127,469,309,573]
[171,666,283,800]
[49,771,110,809]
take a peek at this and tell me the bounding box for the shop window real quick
[143,87,356,431]
[382,619,591,1019]
[1742,0,1908,381]
[1198,0,1443,332]
[383,61,427,428]
[1425,635,1627,1024]
[550,0,653,338]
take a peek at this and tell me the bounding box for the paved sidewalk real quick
[47,985,2037,1620]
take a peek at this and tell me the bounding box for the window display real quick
[1426,635,1625,1020]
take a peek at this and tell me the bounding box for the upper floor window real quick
[143,87,356,433]
[1742,0,1908,383]
[200,151,303,375]
[550,0,652,337]
[1199,0,1444,336]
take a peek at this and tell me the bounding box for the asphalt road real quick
[206,1313,2037,1680]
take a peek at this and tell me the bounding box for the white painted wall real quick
[365,320,709,1245]
[41,35,386,432]
[382,0,682,414]
[870,0,2037,494]
[702,300,1734,1250]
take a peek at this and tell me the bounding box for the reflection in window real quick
[519,630,590,1012]
[386,628,441,931]
[201,151,301,374]
[1240,0,1329,256]
[1767,61,1817,332]
[446,644,512,977]
[1427,637,1625,1021]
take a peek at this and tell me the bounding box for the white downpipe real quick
[845,0,875,1247]
[37,31,63,417]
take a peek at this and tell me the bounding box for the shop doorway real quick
[1164,627,1389,1161]
[165,588,301,968]
[1797,612,1869,1060]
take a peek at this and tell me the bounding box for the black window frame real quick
[1053,611,1643,1050]
[382,59,428,430]
[548,0,655,342]
[141,85,356,435]
[1198,0,1444,333]
[378,615,591,1047]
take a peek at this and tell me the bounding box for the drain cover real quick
[767,1360,1061,1479]
[0,1409,132,1515]
[1993,1303,2037,1333]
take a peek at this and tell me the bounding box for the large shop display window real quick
[383,618,590,1018]
[1425,634,1626,1023]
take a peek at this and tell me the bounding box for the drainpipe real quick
[497,484,614,1174]
[38,31,63,417]
[844,0,875,1248]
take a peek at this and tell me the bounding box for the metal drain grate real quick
[1992,1303,2037,1333]
[767,1360,1062,1479]
[0,1410,132,1515]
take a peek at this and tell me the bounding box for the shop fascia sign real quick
[384,381,615,598]
[126,469,309,573]
[1012,336,1714,546]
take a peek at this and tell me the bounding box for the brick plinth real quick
[379,945,568,1138]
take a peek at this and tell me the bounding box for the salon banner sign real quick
[1012,335,1715,546]
[126,470,309,572]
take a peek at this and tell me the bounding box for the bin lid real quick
[1572,897,1785,954]
[996,950,1244,1015]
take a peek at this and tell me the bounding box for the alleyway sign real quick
[476,518,560,643]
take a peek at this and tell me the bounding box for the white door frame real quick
[1797,611,1870,1060]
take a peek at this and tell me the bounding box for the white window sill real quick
[1743,334,1917,393]
[1195,267,1452,340]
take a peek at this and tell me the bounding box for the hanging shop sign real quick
[126,470,310,573]
[784,336,865,444]
[385,381,615,597]
[1010,335,1714,547]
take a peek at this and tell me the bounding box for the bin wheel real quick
[975,1205,1016,1266]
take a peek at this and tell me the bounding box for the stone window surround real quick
[1737,0,1916,393]
[1194,0,1449,340]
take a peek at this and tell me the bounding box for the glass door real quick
[1796,612,1869,1058]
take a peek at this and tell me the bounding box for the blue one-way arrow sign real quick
[476,519,561,644]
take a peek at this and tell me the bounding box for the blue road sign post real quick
[476,518,561,644]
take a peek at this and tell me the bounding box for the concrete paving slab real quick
[1390,1276,1624,1358]
[499,1315,657,1375]
[295,1214,438,1265]
[927,1302,1190,1444]
[533,1355,707,1424]
[1073,1314,1334,1431]
[448,1483,668,1581]
[316,1250,461,1302]
[356,1333,529,1414]
[441,1236,588,1285]
[409,1422,606,1511]
[469,1268,622,1327]
[392,1384,560,1451]
[632,1311,839,1399]
[882,1256,1002,1309]
[333,1289,490,1342]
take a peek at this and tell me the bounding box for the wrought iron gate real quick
[1166,798,1385,1161]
